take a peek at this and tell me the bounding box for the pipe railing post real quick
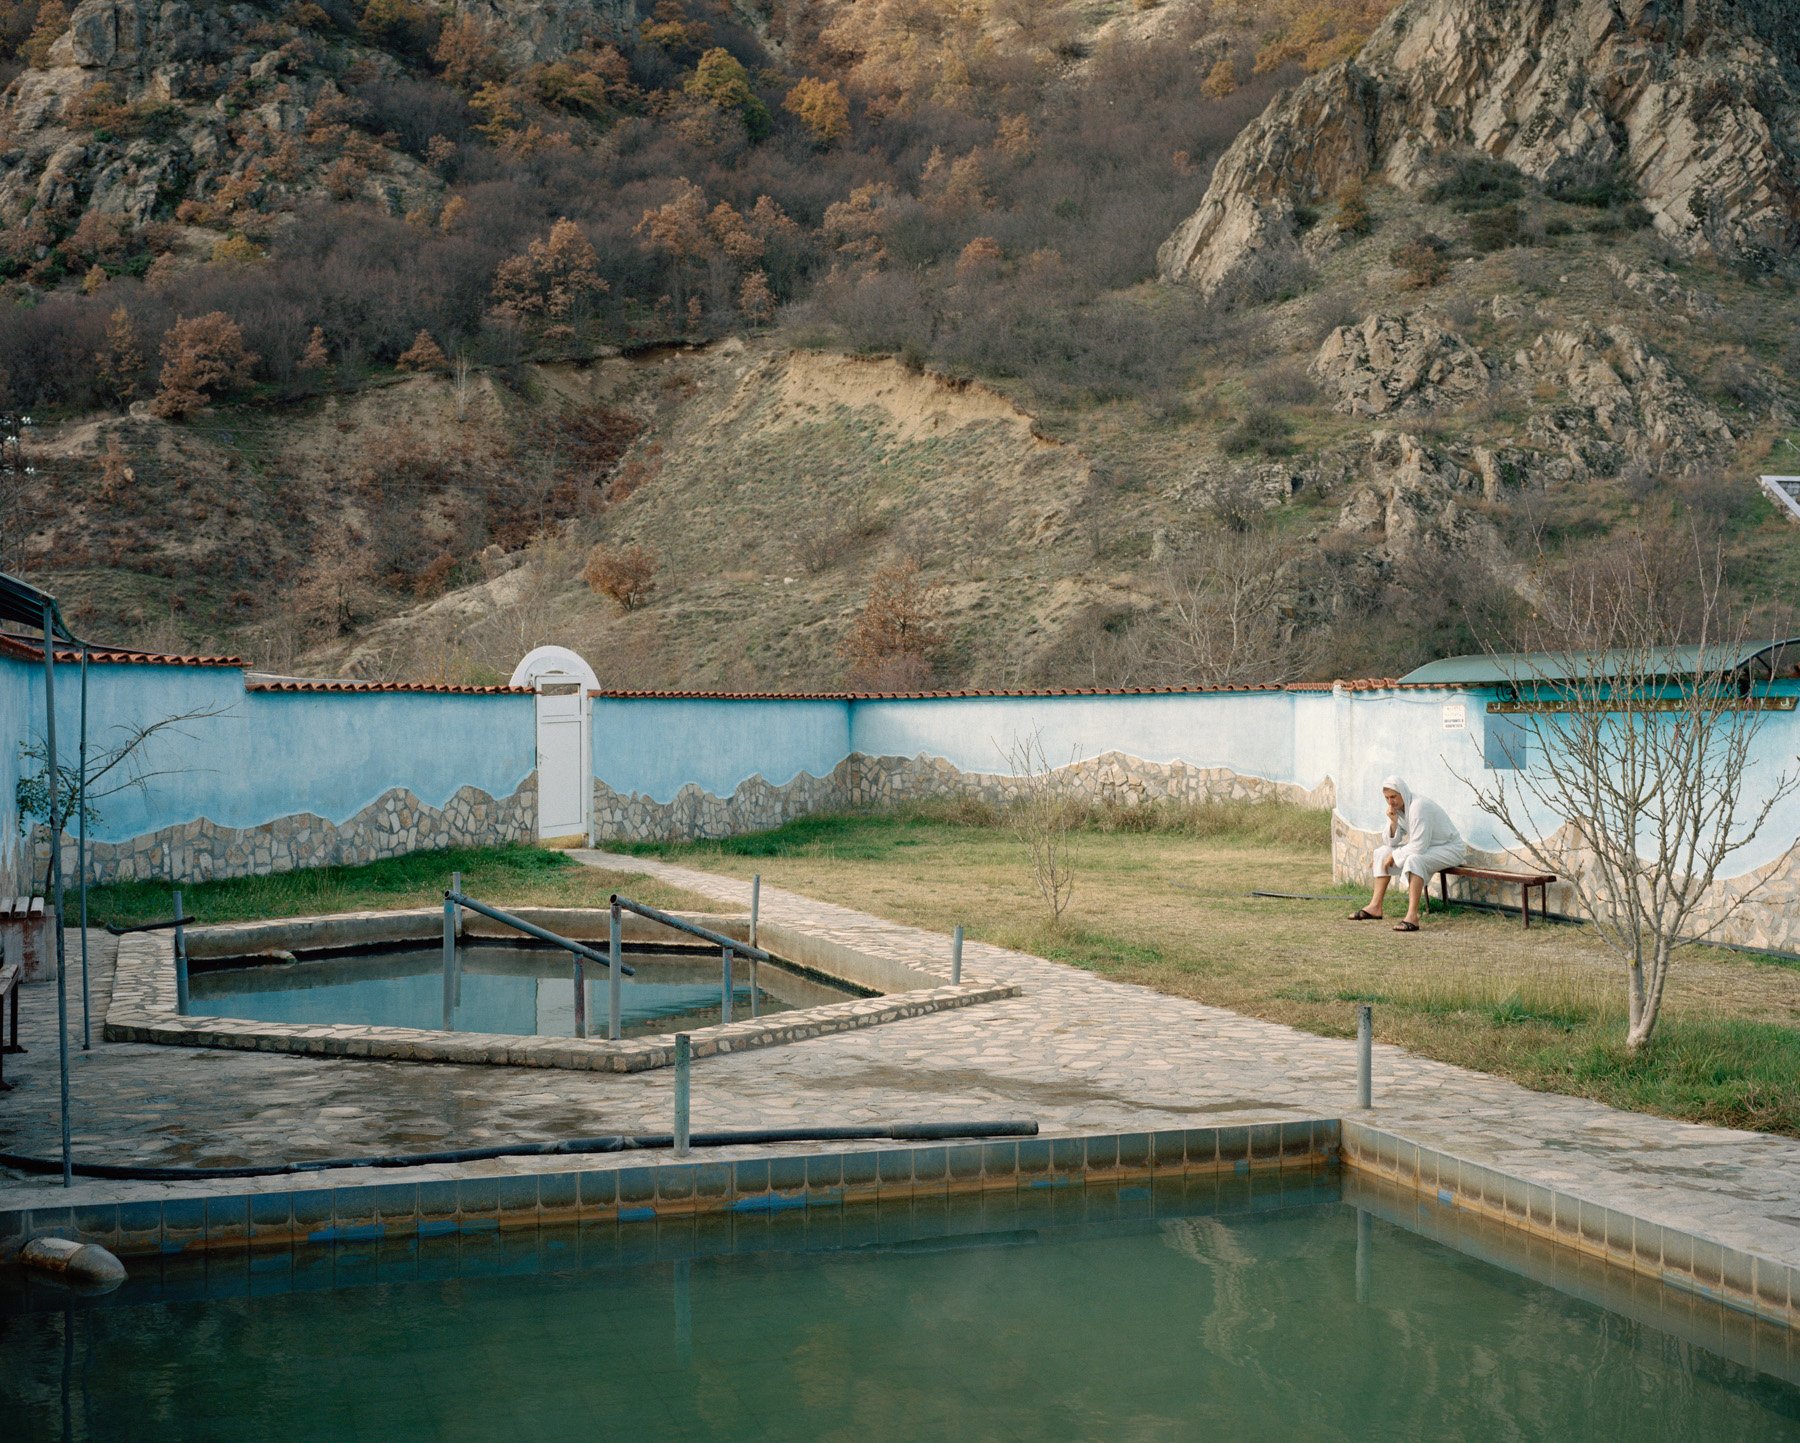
[1355,1207,1372,1304]
[573,951,587,1039]
[750,873,761,949]
[450,873,464,1008]
[1357,1004,1373,1109]
[442,896,456,1031]
[451,871,464,937]
[608,901,623,1041]
[952,924,964,985]
[172,888,189,1016]
[673,1033,691,1156]
[749,948,759,1019]
[721,946,733,1025]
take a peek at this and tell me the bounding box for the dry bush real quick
[1005,727,1078,929]
[583,542,658,610]
[841,559,943,689]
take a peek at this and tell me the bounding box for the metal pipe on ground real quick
[0,1121,1043,1180]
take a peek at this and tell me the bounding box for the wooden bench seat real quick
[1438,866,1558,929]
[0,959,22,1091]
[0,896,49,981]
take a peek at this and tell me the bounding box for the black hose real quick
[103,917,196,936]
[0,1121,1039,1182]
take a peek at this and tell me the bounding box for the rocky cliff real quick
[1159,0,1800,297]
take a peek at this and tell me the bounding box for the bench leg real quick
[1522,884,1532,929]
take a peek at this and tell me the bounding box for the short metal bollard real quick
[952,924,964,985]
[442,897,456,1031]
[673,1033,691,1157]
[1357,1004,1373,1109]
[608,902,623,1041]
[172,888,189,1016]
[721,946,734,1025]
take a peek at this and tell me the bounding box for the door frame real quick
[509,645,599,843]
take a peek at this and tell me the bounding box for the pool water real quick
[187,945,858,1040]
[3,1173,1795,1441]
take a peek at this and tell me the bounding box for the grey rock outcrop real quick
[1160,0,1800,296]
[1334,429,1495,560]
[1312,312,1491,417]
[1512,324,1732,471]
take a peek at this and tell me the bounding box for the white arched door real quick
[510,646,598,841]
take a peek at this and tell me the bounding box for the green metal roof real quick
[1399,640,1800,687]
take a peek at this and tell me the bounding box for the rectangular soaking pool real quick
[188,944,860,1040]
[3,1169,1795,1441]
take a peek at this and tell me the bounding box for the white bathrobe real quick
[1371,775,1467,883]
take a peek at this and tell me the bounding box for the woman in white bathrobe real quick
[1348,775,1467,932]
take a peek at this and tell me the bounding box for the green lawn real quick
[82,845,714,929]
[616,802,1800,1138]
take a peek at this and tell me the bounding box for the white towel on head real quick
[1372,776,1466,882]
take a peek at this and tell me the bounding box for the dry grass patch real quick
[622,804,1800,1136]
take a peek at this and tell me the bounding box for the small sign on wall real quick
[1441,702,1467,731]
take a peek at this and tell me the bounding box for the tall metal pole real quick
[77,644,89,1050]
[749,873,761,949]
[42,601,71,1187]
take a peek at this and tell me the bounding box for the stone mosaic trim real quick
[1340,1121,1800,1332]
[103,931,1018,1073]
[0,1121,1339,1260]
[1331,812,1800,954]
[35,777,538,886]
[595,751,1334,843]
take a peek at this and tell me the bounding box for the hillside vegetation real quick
[3,0,1799,686]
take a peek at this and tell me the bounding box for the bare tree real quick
[0,410,34,576]
[1004,727,1079,928]
[1460,537,1798,1052]
[19,704,234,892]
[1152,526,1315,687]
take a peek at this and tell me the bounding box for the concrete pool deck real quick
[2,850,1799,1311]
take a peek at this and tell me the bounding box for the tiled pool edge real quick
[1339,1119,1800,1332]
[103,932,1019,1072]
[0,1122,1336,1260]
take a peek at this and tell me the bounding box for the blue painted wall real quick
[849,692,1304,785]
[592,697,850,803]
[17,658,534,845]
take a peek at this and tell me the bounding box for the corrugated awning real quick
[1400,641,1800,687]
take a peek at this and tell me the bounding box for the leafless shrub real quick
[1004,727,1078,928]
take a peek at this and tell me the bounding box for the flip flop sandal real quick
[1347,909,1381,921]
[1393,920,1420,933]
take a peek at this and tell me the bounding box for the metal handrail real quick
[445,891,636,976]
[608,894,771,962]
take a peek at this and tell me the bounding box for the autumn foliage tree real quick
[490,217,609,342]
[396,328,450,372]
[151,312,257,419]
[583,541,658,611]
[841,559,944,689]
[783,76,849,145]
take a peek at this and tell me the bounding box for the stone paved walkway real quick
[2,851,1798,1270]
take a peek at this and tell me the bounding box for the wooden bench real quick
[0,896,48,981]
[1438,866,1558,929]
[0,959,22,1091]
